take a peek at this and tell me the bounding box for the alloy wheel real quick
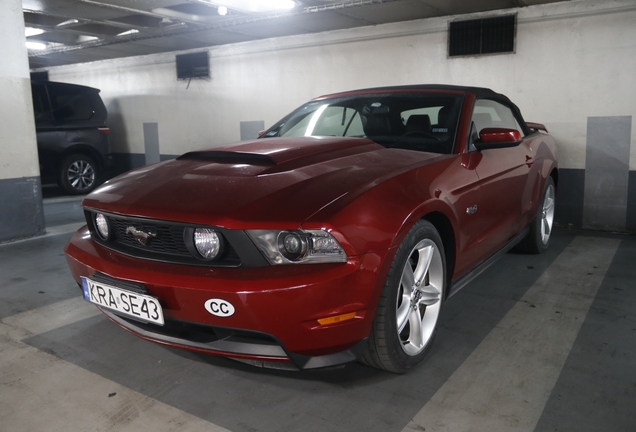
[541,183,555,245]
[67,160,95,192]
[396,238,444,356]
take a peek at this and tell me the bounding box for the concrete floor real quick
[1,197,635,432]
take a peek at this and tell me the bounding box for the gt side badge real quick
[205,299,235,317]
[466,205,478,215]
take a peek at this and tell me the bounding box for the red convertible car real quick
[65,85,557,373]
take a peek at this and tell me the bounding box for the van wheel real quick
[59,154,99,195]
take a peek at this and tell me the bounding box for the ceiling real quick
[24,0,566,69]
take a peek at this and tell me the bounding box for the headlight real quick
[247,229,347,265]
[279,231,306,260]
[193,228,222,260]
[94,213,110,240]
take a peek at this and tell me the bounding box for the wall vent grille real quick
[449,15,516,57]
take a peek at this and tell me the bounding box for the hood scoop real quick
[178,137,381,168]
[178,151,274,166]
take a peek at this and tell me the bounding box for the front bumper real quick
[65,226,387,369]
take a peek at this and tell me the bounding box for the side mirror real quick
[474,128,522,151]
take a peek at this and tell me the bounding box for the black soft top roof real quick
[321,84,528,132]
[323,84,513,106]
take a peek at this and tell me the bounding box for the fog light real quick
[194,228,221,260]
[95,213,109,240]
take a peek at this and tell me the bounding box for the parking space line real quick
[2,297,101,338]
[403,236,621,432]
[0,322,232,432]
[1,297,235,432]
[0,222,85,247]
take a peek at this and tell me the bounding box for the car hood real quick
[83,137,450,228]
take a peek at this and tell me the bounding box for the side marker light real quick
[317,312,357,326]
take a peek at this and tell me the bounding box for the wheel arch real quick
[61,144,105,170]
[550,167,558,189]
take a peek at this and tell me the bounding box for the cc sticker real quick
[204,299,235,317]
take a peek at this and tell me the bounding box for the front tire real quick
[516,177,556,254]
[58,154,99,195]
[360,220,446,373]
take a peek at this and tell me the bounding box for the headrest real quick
[405,114,431,133]
[362,115,391,136]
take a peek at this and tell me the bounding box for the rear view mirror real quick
[474,128,522,150]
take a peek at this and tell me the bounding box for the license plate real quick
[81,276,164,325]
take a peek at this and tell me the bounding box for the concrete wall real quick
[0,0,45,242]
[44,0,636,231]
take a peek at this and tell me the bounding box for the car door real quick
[469,99,534,257]
[31,83,60,177]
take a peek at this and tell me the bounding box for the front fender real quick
[303,167,461,318]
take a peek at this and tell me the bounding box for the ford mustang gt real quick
[65,85,558,373]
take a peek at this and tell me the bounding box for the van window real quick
[32,84,53,123]
[48,86,95,121]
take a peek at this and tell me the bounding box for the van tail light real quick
[98,127,110,135]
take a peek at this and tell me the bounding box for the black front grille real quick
[85,210,243,267]
[109,218,190,257]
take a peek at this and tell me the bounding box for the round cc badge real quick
[204,299,235,317]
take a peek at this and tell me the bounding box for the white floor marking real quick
[0,323,232,432]
[45,222,85,236]
[0,299,233,432]
[403,236,620,432]
[2,296,101,338]
[0,222,85,246]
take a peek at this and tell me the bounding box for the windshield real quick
[262,93,463,154]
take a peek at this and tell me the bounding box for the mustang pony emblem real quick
[125,226,157,245]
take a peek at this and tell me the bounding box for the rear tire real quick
[516,177,555,254]
[58,154,99,195]
[359,220,446,373]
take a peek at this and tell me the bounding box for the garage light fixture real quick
[209,0,296,14]
[26,41,47,50]
[25,27,45,37]
[78,35,99,42]
[117,29,139,37]
[56,19,79,27]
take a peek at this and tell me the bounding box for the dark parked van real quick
[31,81,111,195]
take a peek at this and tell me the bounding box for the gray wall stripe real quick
[143,122,161,165]
[627,171,636,233]
[240,121,265,141]
[0,176,45,242]
[583,116,632,231]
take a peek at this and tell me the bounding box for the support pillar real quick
[0,0,45,242]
